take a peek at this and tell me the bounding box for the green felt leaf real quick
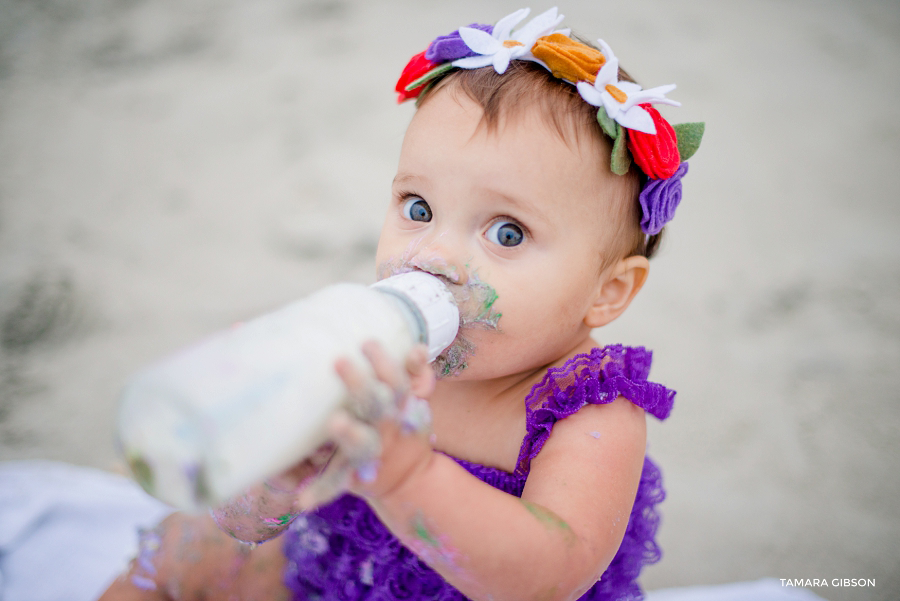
[673,122,705,160]
[414,79,439,107]
[610,124,632,175]
[596,108,618,139]
[405,63,455,92]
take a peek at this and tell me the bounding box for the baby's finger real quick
[399,395,432,435]
[335,357,392,420]
[334,356,368,399]
[362,340,408,395]
[405,344,436,398]
[296,411,383,510]
[327,409,381,465]
[404,344,429,376]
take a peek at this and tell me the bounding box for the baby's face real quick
[376,88,623,379]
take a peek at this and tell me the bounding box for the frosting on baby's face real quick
[375,87,626,381]
[377,256,501,377]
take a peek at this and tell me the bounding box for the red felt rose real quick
[626,104,681,179]
[395,50,438,103]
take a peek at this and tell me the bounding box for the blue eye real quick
[486,221,524,247]
[402,197,432,222]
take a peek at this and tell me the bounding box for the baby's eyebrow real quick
[489,188,547,221]
[392,173,421,187]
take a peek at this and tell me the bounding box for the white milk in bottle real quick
[117,272,458,510]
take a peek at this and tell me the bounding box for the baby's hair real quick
[416,58,663,269]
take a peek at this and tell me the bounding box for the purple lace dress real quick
[283,345,675,600]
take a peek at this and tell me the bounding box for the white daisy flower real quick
[452,7,565,75]
[576,39,680,134]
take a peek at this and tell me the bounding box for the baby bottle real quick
[117,271,459,511]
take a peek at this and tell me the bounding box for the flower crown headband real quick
[394,7,705,236]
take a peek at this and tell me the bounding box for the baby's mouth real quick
[377,258,502,378]
[406,267,500,330]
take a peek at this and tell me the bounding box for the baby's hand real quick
[295,340,436,510]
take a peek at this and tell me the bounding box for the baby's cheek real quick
[455,272,502,329]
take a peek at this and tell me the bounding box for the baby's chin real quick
[431,324,504,380]
[432,333,476,379]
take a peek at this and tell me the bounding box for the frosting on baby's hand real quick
[295,341,435,511]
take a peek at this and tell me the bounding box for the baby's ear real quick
[584,256,650,328]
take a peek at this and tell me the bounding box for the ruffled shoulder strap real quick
[514,345,675,475]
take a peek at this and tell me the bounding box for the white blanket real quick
[0,461,823,601]
[0,461,172,600]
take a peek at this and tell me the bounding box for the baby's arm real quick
[326,342,647,601]
[378,399,645,601]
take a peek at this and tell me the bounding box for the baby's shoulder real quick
[525,343,674,420]
[513,344,674,474]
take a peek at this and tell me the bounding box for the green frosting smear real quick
[411,512,441,548]
[127,454,154,495]
[520,499,573,532]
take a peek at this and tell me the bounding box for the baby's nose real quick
[409,255,466,287]
[407,234,467,286]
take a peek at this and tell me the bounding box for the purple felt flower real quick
[639,162,688,235]
[425,24,493,62]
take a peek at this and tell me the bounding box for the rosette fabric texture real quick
[639,162,688,236]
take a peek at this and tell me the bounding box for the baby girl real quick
[101,7,703,600]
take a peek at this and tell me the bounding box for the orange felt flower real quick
[530,33,605,83]
[626,104,681,179]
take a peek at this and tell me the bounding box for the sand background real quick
[0,1,898,599]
